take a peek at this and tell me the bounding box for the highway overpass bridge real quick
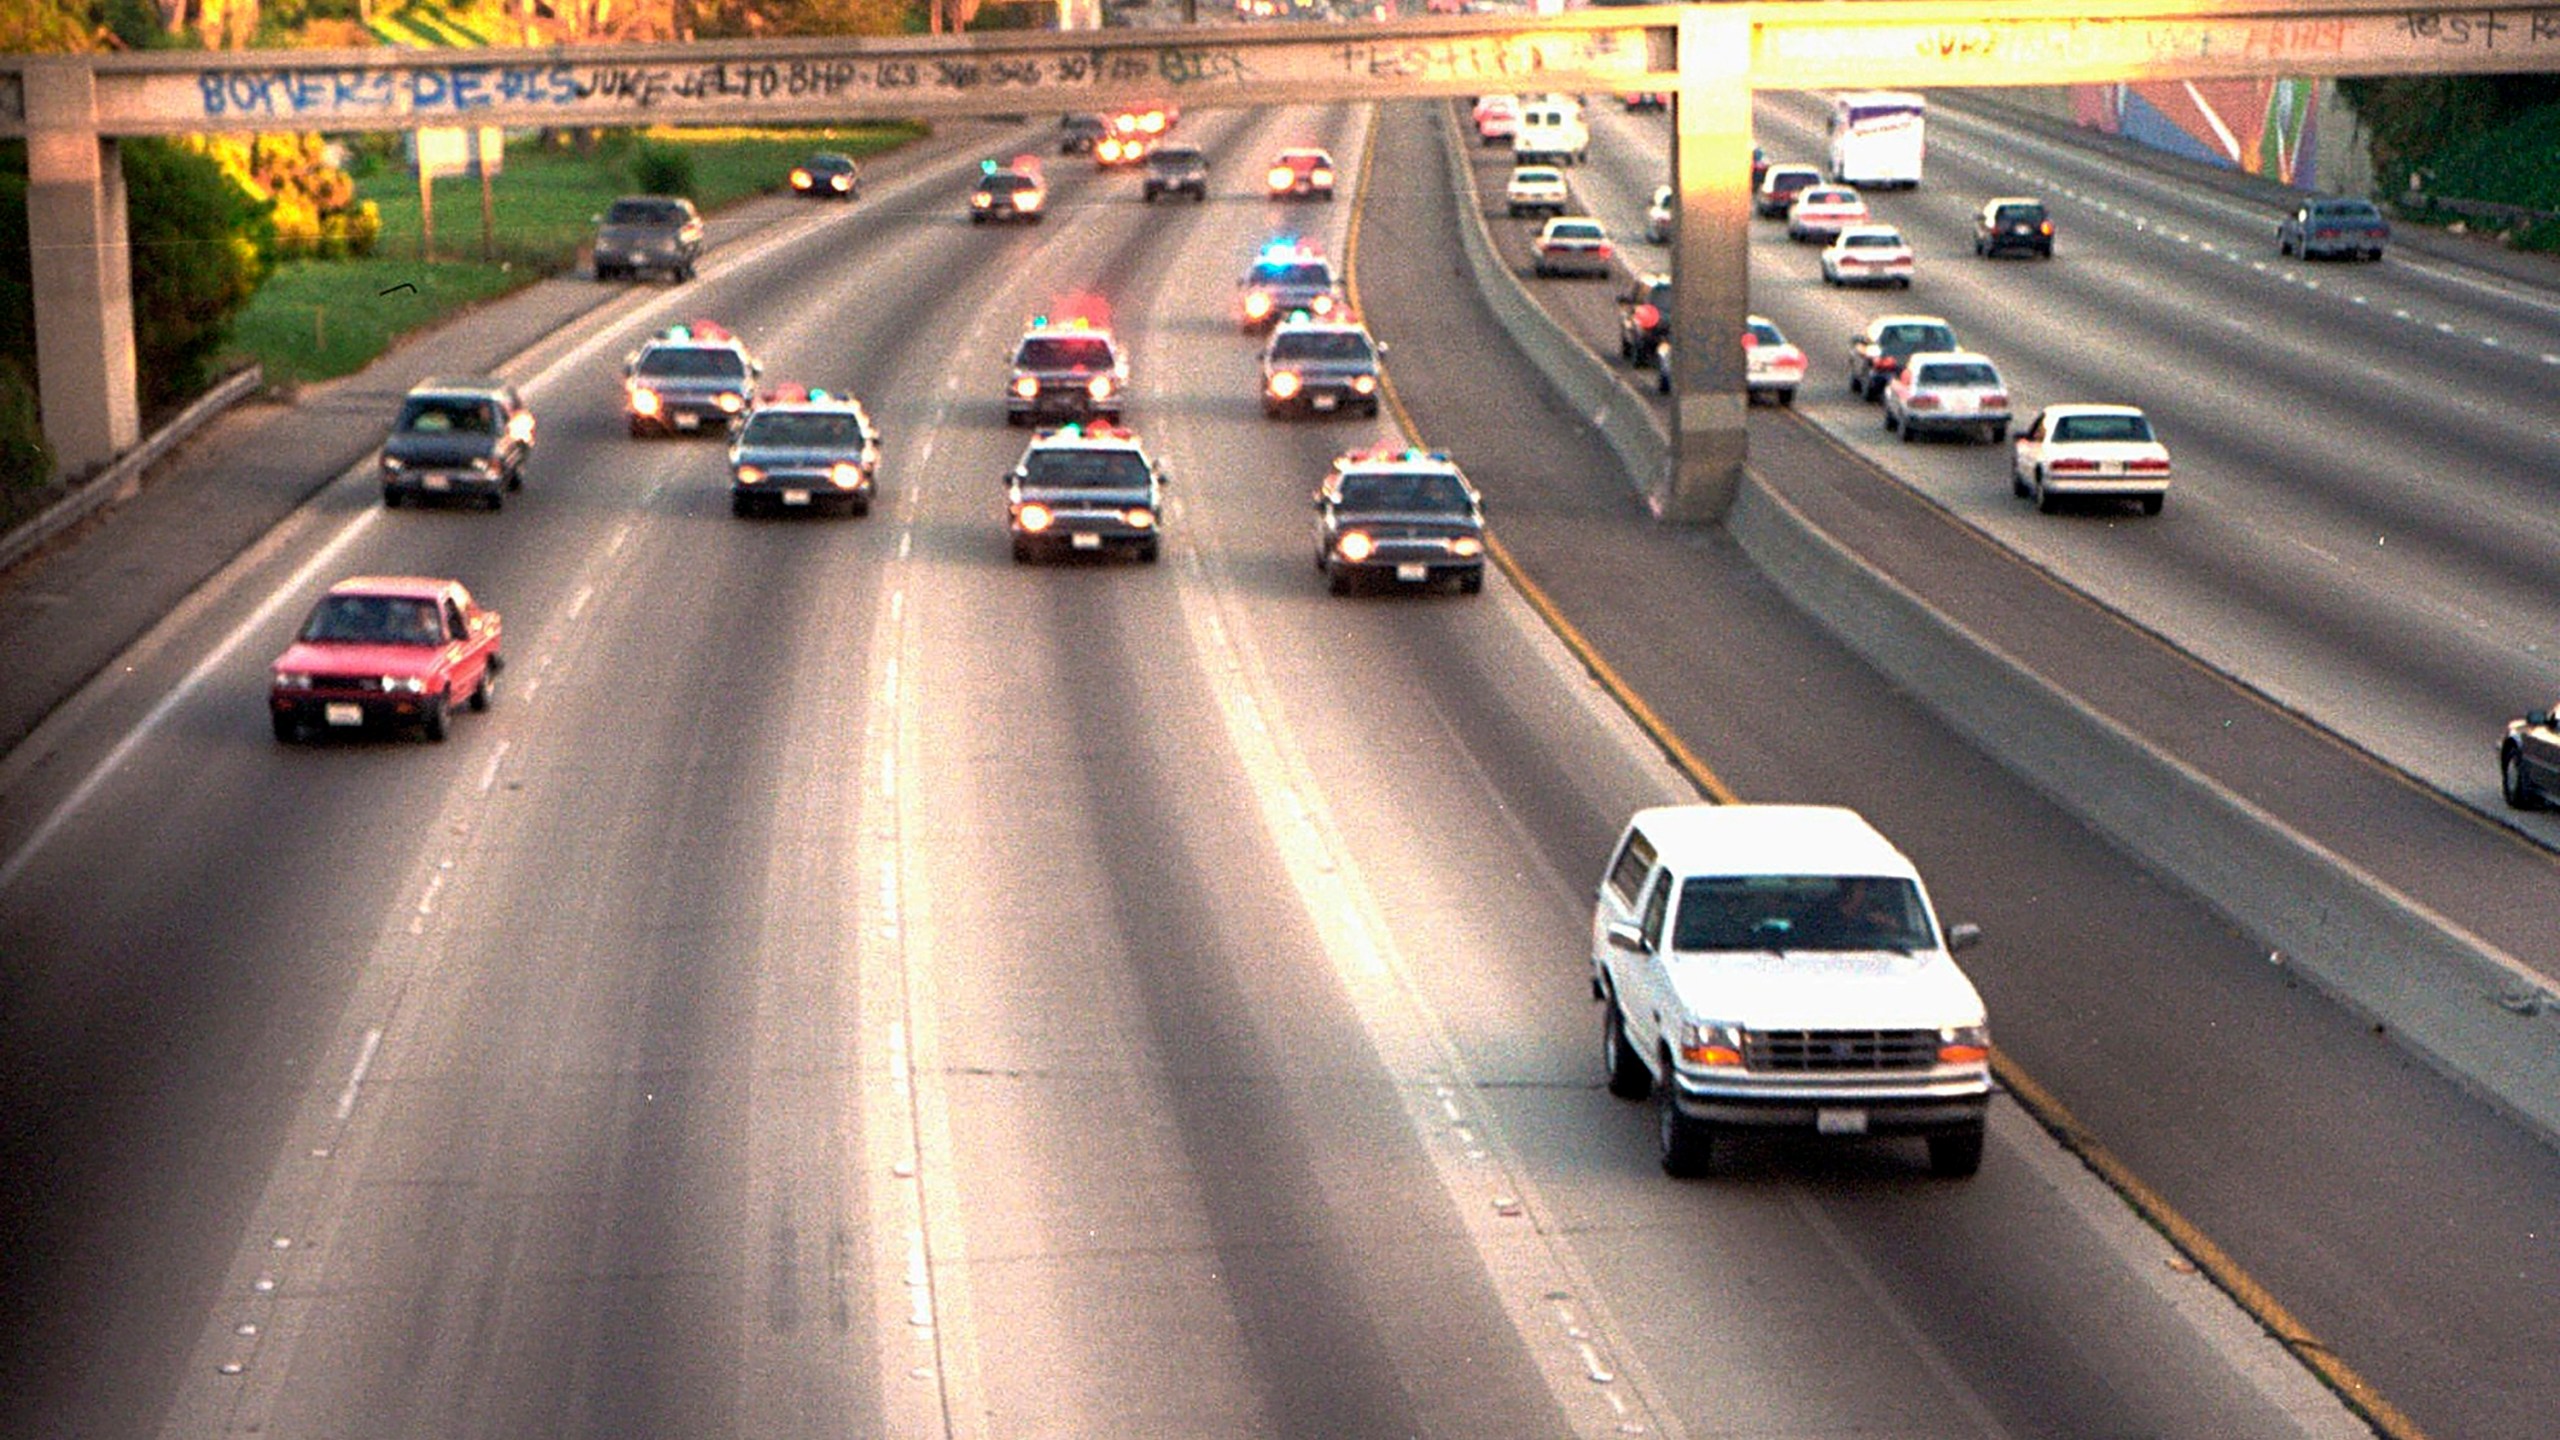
[7,0,2555,518]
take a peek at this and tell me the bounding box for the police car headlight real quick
[468,456,495,475]
[1243,292,1274,320]
[1450,535,1484,558]
[1017,503,1055,532]
[830,462,862,489]
[1088,375,1115,401]
[716,392,744,414]
[629,388,662,416]
[1018,191,1044,211]
[1014,376,1041,399]
[1267,371,1303,399]
[972,192,993,209]
[1124,507,1155,529]
[1310,295,1335,315]
[1350,375,1376,394]
[735,465,765,485]
[1336,531,1375,562]
[380,456,404,472]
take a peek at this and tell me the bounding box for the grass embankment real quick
[226,123,926,388]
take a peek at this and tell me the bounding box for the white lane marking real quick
[476,739,511,796]
[566,584,594,619]
[333,1027,384,1121]
[0,505,380,894]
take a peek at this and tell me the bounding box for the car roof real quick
[405,376,512,398]
[1625,804,1922,881]
[327,575,460,601]
[2043,402,2147,419]
[1906,350,1999,373]
[1798,187,1861,201]
[1832,224,1904,241]
[1026,425,1147,453]
[1272,317,1371,335]
[747,397,869,417]
[1764,164,1823,180]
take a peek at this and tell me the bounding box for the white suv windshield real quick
[1673,875,1932,952]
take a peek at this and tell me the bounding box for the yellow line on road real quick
[1347,96,2432,1440]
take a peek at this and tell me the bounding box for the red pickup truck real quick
[269,576,502,743]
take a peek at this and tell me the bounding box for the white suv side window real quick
[1605,829,1655,907]
[1639,869,1672,950]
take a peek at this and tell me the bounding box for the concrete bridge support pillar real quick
[24,61,139,480]
[1661,5,1752,523]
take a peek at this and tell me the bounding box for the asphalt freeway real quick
[0,95,2553,1440]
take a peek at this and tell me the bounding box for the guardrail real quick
[0,363,264,578]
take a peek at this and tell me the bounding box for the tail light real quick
[2125,457,2172,474]
[1597,242,1613,258]
[1907,393,1941,409]
[1633,304,1661,329]
[1982,393,2008,408]
[2050,458,2102,473]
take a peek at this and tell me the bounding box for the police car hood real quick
[1016,480,1153,506]
[1663,948,1983,1031]
[1336,507,1476,536]
[736,441,863,468]
[381,430,498,468]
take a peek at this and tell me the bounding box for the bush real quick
[124,137,270,412]
[630,142,696,197]
[0,357,50,514]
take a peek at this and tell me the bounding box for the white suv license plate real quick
[325,702,364,727]
[1395,562,1428,582]
[1816,1107,1869,1135]
[1072,532,1104,550]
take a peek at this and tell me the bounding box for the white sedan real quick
[1821,223,1914,288]
[1506,165,1571,218]
[1743,315,1805,405]
[1883,351,2008,442]
[1532,216,1615,277]
[2011,404,2172,514]
[1785,185,1869,243]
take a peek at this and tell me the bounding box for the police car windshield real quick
[744,412,865,447]
[1270,331,1372,362]
[1673,875,1932,952]
[1252,262,1333,288]
[1340,470,1469,513]
[397,398,495,434]
[1017,337,1115,370]
[637,347,748,380]
[1024,449,1151,489]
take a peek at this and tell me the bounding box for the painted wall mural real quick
[2074,78,2319,188]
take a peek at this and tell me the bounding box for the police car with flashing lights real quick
[1005,316,1127,427]
[1238,243,1345,333]
[1260,314,1382,419]
[1006,422,1167,564]
[970,160,1047,224]
[728,387,882,517]
[1314,447,1486,595]
[623,322,761,437]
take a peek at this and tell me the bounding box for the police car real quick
[1314,446,1487,595]
[623,322,760,437]
[1005,315,1127,427]
[728,386,882,517]
[970,159,1047,224]
[1261,314,1382,418]
[1006,421,1167,563]
[1238,241,1345,333]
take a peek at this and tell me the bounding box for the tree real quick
[122,137,272,411]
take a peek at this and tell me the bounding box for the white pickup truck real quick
[1591,804,1993,1178]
